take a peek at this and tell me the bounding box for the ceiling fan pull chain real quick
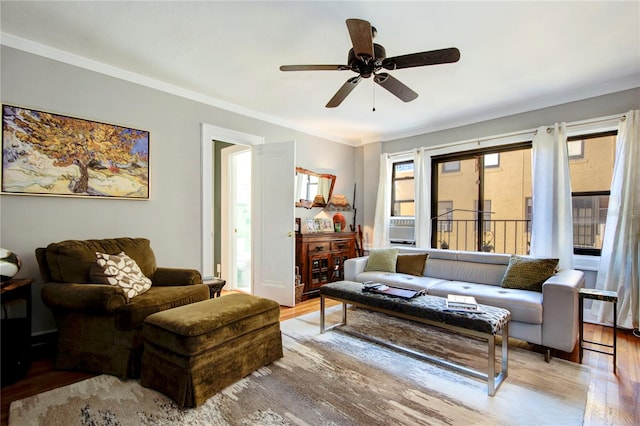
[372,80,376,112]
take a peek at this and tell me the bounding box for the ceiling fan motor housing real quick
[348,43,386,78]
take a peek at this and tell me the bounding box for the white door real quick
[221,145,252,291]
[252,141,296,306]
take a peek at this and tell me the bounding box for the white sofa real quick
[344,248,585,358]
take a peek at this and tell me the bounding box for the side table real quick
[204,278,226,298]
[1,278,34,386]
[579,288,617,373]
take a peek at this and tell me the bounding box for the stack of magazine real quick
[445,294,481,312]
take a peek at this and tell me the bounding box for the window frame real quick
[390,159,415,217]
[431,142,532,252]
[567,130,617,256]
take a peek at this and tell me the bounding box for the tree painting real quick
[2,105,149,198]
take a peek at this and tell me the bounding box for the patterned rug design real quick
[9,306,590,425]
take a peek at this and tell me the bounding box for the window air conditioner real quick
[389,217,415,244]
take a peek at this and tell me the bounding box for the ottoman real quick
[140,293,283,407]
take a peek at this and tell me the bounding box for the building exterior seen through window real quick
[390,131,616,255]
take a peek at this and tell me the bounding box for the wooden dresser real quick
[296,232,356,298]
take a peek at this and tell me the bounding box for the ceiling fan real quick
[280,18,460,108]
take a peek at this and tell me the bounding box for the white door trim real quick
[201,123,264,279]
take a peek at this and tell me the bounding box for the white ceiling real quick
[1,1,639,146]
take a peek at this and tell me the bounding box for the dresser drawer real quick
[309,242,330,252]
[331,241,350,251]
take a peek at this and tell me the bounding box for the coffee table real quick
[319,280,511,396]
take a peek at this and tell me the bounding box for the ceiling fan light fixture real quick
[279,18,460,108]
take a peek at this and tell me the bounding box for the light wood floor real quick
[1,294,638,426]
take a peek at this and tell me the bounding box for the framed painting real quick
[2,105,149,199]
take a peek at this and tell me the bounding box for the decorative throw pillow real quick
[90,251,152,301]
[364,248,399,273]
[500,255,559,292]
[396,253,428,276]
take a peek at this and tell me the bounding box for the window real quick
[442,160,460,173]
[437,201,453,232]
[391,160,415,216]
[485,153,500,168]
[431,144,532,254]
[481,199,492,232]
[567,131,616,255]
[567,140,584,160]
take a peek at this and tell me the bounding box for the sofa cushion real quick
[424,258,507,286]
[365,248,399,273]
[91,252,152,301]
[500,255,559,292]
[396,253,428,276]
[354,271,447,293]
[428,280,543,325]
[45,238,157,283]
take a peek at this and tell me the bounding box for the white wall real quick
[0,46,355,335]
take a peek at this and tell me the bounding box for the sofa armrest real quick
[152,267,202,286]
[541,269,585,352]
[345,256,369,281]
[41,282,127,313]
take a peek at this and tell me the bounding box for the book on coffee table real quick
[362,282,424,299]
[446,294,480,312]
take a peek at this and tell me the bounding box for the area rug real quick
[9,306,590,425]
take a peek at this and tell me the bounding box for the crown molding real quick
[1,32,359,147]
[3,32,637,148]
[361,73,640,145]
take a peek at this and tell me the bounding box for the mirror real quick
[295,167,336,208]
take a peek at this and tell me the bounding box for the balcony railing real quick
[434,219,531,255]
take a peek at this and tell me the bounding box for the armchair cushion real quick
[91,252,152,301]
[114,285,209,330]
[45,238,157,283]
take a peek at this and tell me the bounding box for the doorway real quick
[221,146,252,291]
[200,123,264,281]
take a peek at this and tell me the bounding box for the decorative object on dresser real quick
[294,167,336,209]
[295,232,356,299]
[325,194,351,232]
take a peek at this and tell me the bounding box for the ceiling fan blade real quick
[382,47,460,70]
[374,73,418,102]
[326,76,361,108]
[346,19,374,60]
[280,65,350,71]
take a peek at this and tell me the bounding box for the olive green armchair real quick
[37,237,209,378]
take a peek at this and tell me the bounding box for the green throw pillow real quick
[365,248,399,273]
[396,253,428,276]
[500,255,559,292]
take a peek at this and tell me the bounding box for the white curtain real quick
[592,110,640,329]
[414,148,431,247]
[372,154,392,248]
[530,123,574,270]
